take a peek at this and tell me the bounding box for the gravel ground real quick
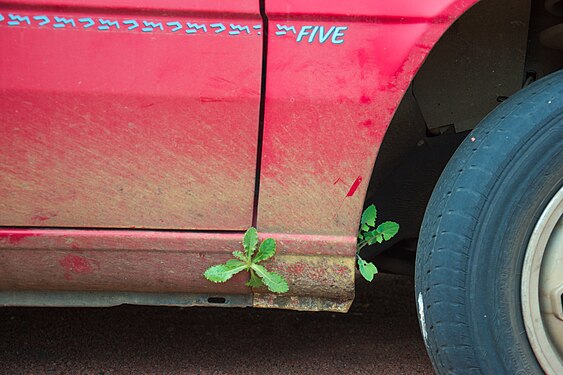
[0,274,433,374]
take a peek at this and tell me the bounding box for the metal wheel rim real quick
[522,186,563,375]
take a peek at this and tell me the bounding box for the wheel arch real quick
[360,0,563,269]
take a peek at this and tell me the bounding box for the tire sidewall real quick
[468,117,562,373]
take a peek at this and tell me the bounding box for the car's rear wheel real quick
[415,69,563,374]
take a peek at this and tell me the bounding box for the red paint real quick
[0,232,36,245]
[32,214,55,223]
[359,95,372,105]
[0,1,262,230]
[285,262,307,274]
[59,254,94,274]
[360,119,373,128]
[357,49,369,79]
[333,265,348,274]
[266,0,476,19]
[359,119,380,138]
[415,43,433,51]
[199,97,231,103]
[346,176,363,197]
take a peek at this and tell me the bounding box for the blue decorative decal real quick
[53,16,75,28]
[210,23,226,34]
[275,24,296,36]
[0,12,348,45]
[186,22,207,34]
[166,21,182,32]
[142,21,163,32]
[98,19,119,31]
[33,15,50,26]
[122,20,138,30]
[8,14,31,26]
[281,25,347,44]
[332,27,347,45]
[79,18,95,28]
[229,24,250,35]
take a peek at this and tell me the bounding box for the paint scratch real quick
[346,176,363,197]
[333,177,347,185]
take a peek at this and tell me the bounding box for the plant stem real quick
[356,240,369,255]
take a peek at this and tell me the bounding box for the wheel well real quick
[362,0,563,274]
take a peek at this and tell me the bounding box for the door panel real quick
[0,0,262,230]
[258,0,475,236]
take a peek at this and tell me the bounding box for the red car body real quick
[0,0,477,311]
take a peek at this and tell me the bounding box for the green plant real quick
[356,204,399,282]
[203,227,289,293]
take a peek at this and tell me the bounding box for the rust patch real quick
[252,254,355,313]
[253,294,353,313]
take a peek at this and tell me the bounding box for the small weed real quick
[203,228,289,293]
[356,204,399,281]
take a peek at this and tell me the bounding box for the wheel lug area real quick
[555,287,563,321]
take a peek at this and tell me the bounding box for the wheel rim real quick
[522,186,563,374]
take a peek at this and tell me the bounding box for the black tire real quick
[415,69,563,374]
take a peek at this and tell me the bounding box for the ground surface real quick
[0,274,433,374]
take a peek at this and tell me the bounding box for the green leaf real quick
[243,227,259,259]
[361,205,377,229]
[363,221,399,245]
[366,233,383,244]
[253,238,276,263]
[376,221,400,241]
[232,250,246,262]
[246,269,264,288]
[251,264,289,293]
[357,257,378,282]
[204,260,246,283]
[363,230,378,245]
[225,259,245,267]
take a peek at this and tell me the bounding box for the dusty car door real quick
[0,0,263,230]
